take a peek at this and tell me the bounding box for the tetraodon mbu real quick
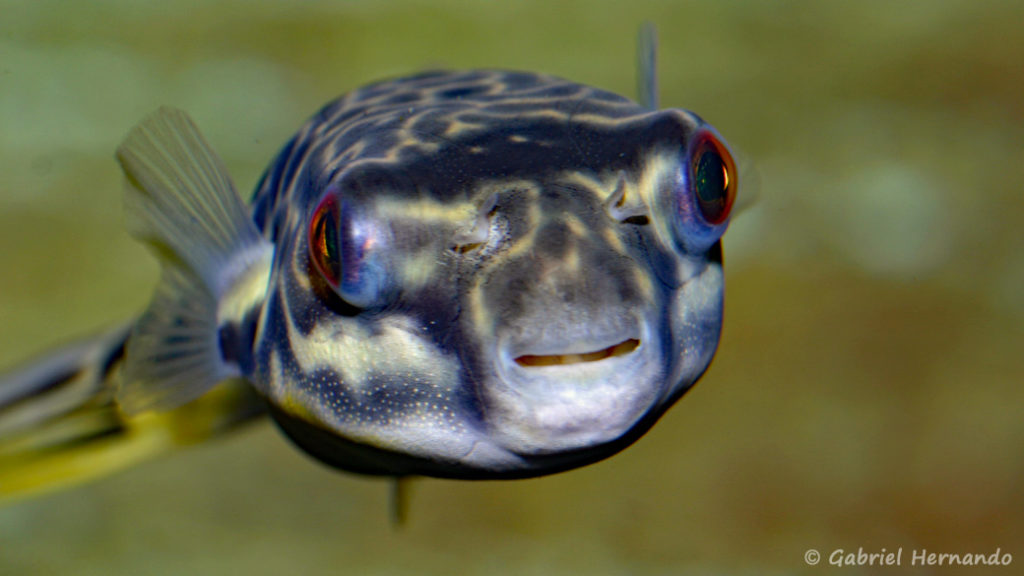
[0,33,740,501]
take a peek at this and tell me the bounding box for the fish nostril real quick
[451,192,499,253]
[604,171,649,224]
[450,241,485,254]
[450,228,488,254]
[620,214,649,226]
[514,338,639,367]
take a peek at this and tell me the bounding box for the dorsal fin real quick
[637,21,659,110]
[732,144,761,216]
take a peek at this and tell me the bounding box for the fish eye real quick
[307,189,387,308]
[691,131,736,226]
[309,192,343,288]
[655,127,738,255]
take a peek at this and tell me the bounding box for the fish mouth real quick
[488,320,662,455]
[513,338,640,367]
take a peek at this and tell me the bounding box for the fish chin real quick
[487,320,664,455]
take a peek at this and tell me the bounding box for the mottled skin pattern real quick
[239,70,730,478]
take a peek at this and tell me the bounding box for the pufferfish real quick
[0,30,739,500]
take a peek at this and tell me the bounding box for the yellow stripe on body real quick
[0,381,259,504]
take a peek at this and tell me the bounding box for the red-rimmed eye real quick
[691,132,737,226]
[307,189,388,309]
[309,193,342,288]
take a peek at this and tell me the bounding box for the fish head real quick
[250,74,737,478]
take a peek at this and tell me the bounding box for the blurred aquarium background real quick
[1,1,1021,574]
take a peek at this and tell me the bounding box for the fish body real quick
[1,51,739,494]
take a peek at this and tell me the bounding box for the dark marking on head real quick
[440,84,489,99]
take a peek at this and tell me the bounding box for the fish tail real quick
[0,327,264,503]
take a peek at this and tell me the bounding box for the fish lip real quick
[497,323,649,380]
[499,317,643,362]
[486,318,662,455]
[511,338,641,367]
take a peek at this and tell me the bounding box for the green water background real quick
[1,1,1022,574]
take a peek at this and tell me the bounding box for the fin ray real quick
[117,107,266,297]
[118,267,235,414]
[115,107,272,415]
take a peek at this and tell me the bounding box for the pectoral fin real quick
[116,108,273,415]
